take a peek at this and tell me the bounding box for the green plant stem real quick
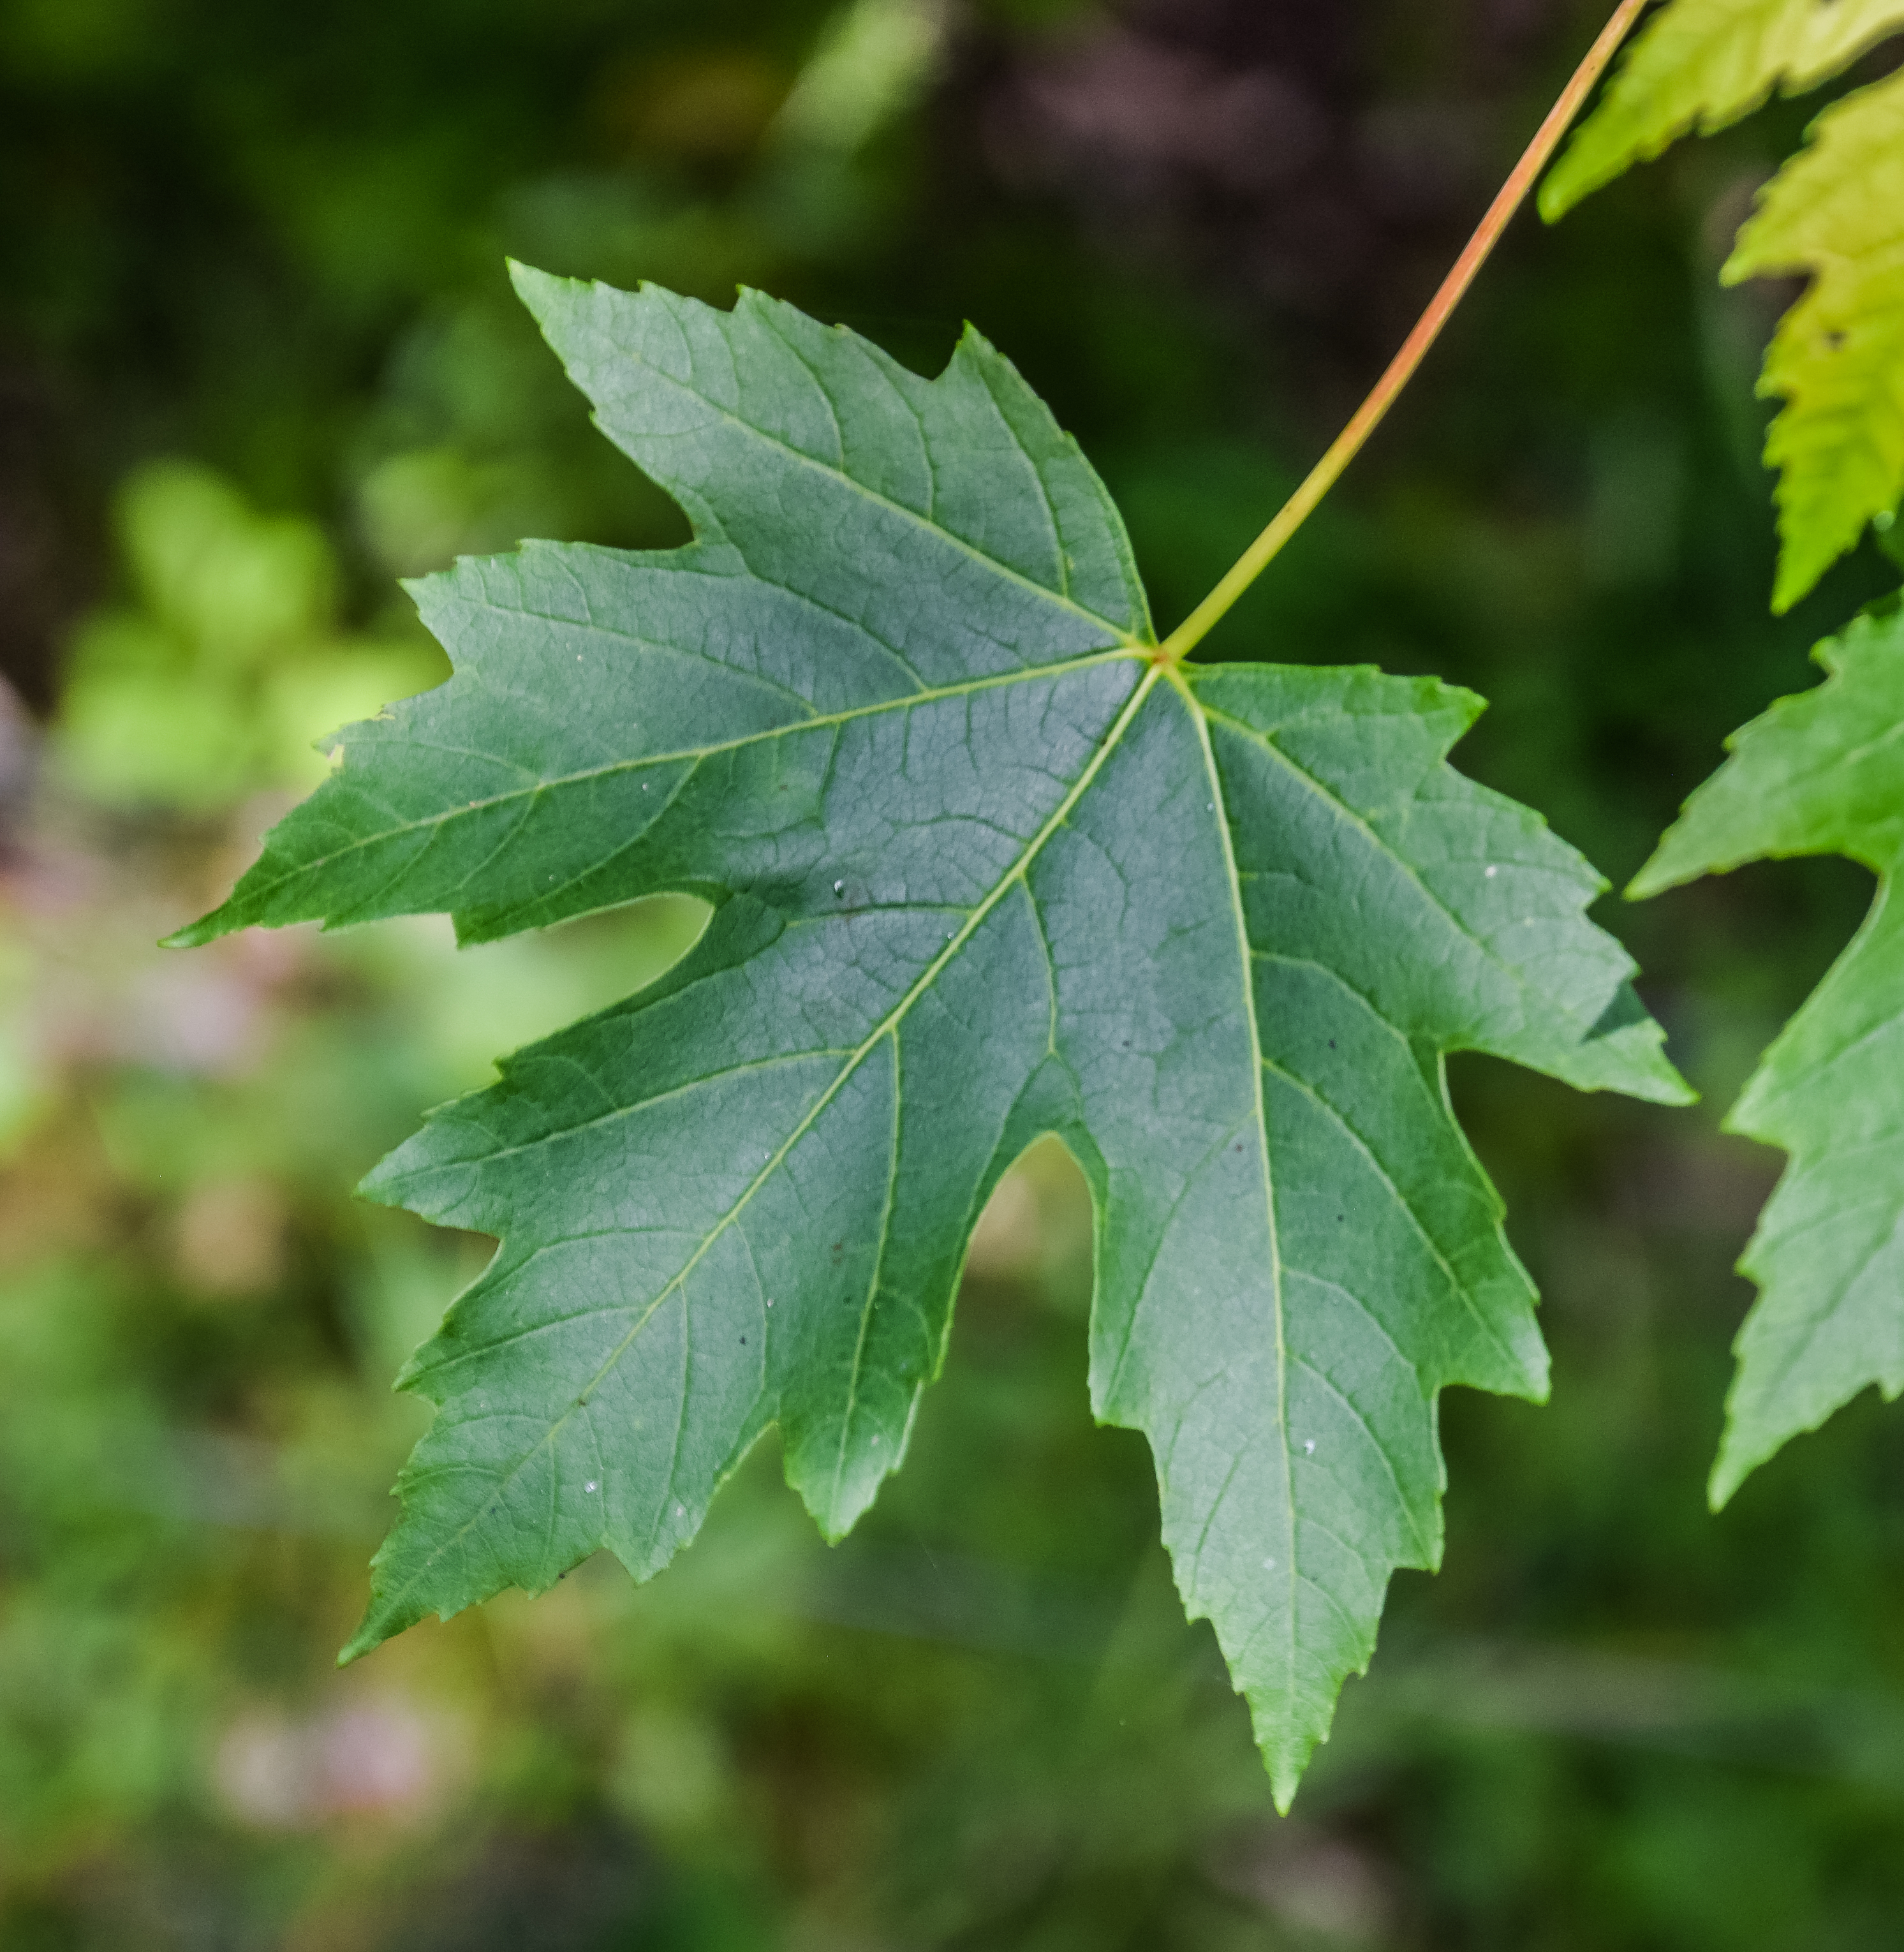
[1158,0,1650,665]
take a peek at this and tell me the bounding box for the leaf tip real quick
[1535,164,1581,226]
[336,1619,383,1667]
[1769,554,1822,617]
[1621,1035,1697,1108]
[1251,1703,1331,1815]
[355,1153,413,1211]
[1264,1734,1318,1816]
[503,255,555,295]
[161,908,232,951]
[506,257,584,334]
[1624,848,1686,904]
[1538,126,1618,226]
[1709,1409,1778,1511]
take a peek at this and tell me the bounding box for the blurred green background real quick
[4,0,1904,1945]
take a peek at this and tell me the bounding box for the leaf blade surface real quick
[1723,71,1904,610]
[1540,0,1904,218]
[1635,602,1904,1501]
[1540,0,1904,609]
[184,270,1686,1804]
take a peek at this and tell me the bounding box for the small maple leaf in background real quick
[1544,0,1904,609]
[1634,601,1904,1504]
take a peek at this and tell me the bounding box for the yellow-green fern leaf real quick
[1723,69,1904,609]
[1540,0,1904,218]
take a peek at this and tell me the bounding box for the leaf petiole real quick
[1157,0,1649,666]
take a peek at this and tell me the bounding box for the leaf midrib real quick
[231,649,1139,912]
[1166,665,1299,1753]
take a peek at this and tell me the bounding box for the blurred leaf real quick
[0,939,48,1153]
[120,461,335,671]
[770,0,947,153]
[55,462,445,808]
[182,268,1686,1805]
[1542,0,1904,609]
[1539,0,1904,218]
[1723,71,1904,610]
[1634,598,1904,1501]
[56,656,260,808]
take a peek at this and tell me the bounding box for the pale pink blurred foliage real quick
[1207,1815,1399,1944]
[973,6,1528,340]
[0,715,311,1103]
[994,29,1328,195]
[215,1697,456,1831]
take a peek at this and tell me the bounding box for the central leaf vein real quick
[260,650,1141,903]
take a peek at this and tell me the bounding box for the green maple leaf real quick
[1724,71,1904,611]
[1539,0,1904,217]
[1543,0,1904,610]
[1634,600,1904,1503]
[175,265,1688,1804]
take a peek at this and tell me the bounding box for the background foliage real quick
[4,0,1904,1946]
